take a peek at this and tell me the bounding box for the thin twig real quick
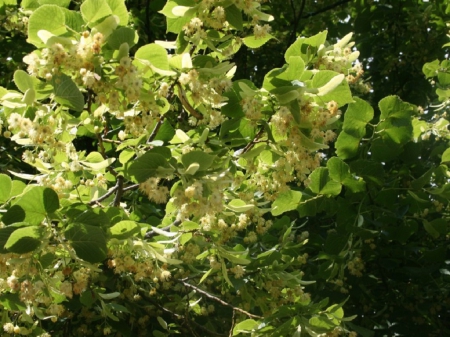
[123,183,139,192]
[101,138,121,144]
[242,125,266,154]
[176,83,204,120]
[229,310,236,337]
[179,280,263,319]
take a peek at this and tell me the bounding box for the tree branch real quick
[123,183,139,192]
[287,0,306,47]
[147,116,165,143]
[241,126,266,154]
[228,310,236,337]
[112,175,124,207]
[179,280,263,319]
[301,0,352,19]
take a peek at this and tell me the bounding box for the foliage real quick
[0,0,449,336]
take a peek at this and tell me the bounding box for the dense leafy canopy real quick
[0,0,450,336]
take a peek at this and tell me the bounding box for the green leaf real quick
[166,14,193,34]
[119,149,135,164]
[342,97,374,138]
[5,226,42,254]
[0,293,27,311]
[154,119,176,142]
[283,56,305,81]
[0,224,26,253]
[221,260,233,287]
[379,118,412,145]
[243,34,274,48]
[271,190,302,216]
[297,131,329,151]
[422,59,439,78]
[0,174,12,203]
[106,0,129,25]
[38,0,71,7]
[309,315,335,329]
[423,219,440,239]
[181,221,200,231]
[65,223,107,263]
[335,132,360,160]
[311,72,352,106]
[109,220,140,240]
[92,15,119,38]
[441,148,450,164]
[181,151,215,171]
[126,152,171,182]
[21,0,40,9]
[80,0,112,26]
[327,157,351,183]
[225,4,243,30]
[62,8,85,32]
[222,84,245,118]
[52,74,85,112]
[2,187,59,226]
[10,180,26,197]
[179,232,192,245]
[14,70,36,94]
[108,26,137,49]
[379,95,414,120]
[284,31,327,63]
[309,168,342,196]
[27,5,67,47]
[135,43,173,73]
[233,319,258,335]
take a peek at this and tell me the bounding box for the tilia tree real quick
[0,0,449,336]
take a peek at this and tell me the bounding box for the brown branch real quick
[179,280,263,319]
[88,184,119,206]
[112,175,124,207]
[229,310,236,337]
[147,116,165,143]
[176,83,204,120]
[241,125,267,154]
[97,133,106,157]
[123,183,139,192]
